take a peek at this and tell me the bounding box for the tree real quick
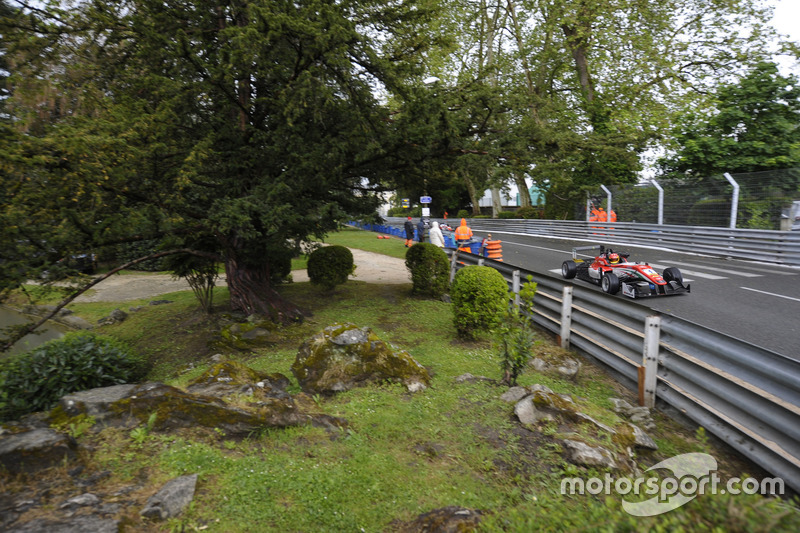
[658,62,800,179]
[425,0,786,218]
[1,0,446,331]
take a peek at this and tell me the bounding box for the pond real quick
[0,305,67,357]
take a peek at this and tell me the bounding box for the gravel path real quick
[74,249,410,303]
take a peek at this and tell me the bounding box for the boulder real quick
[140,474,197,521]
[292,324,430,394]
[530,356,582,380]
[186,360,291,400]
[51,381,346,437]
[562,439,617,469]
[0,428,76,474]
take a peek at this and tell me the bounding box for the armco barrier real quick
[447,249,800,493]
[379,218,800,266]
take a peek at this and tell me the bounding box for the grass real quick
[3,227,799,531]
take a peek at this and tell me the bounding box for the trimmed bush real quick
[307,245,355,291]
[405,243,450,298]
[515,206,540,219]
[456,209,470,219]
[0,332,146,421]
[451,265,509,340]
[497,211,518,219]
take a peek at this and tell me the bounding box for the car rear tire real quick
[562,260,577,279]
[601,272,620,294]
[663,267,683,284]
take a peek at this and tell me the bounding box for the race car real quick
[561,245,690,298]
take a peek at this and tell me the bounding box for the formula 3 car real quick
[561,245,690,298]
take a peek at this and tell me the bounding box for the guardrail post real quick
[559,286,573,349]
[640,316,661,407]
[478,258,485,266]
[449,251,459,283]
[512,270,521,307]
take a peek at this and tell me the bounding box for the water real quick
[0,305,66,357]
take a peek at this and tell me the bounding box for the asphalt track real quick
[467,230,800,360]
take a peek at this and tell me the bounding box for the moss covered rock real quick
[292,323,430,394]
[187,360,291,400]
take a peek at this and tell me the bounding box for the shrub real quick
[405,243,450,298]
[456,209,470,219]
[497,211,517,219]
[0,332,146,421]
[497,276,538,386]
[451,266,509,340]
[307,245,355,291]
[515,206,540,219]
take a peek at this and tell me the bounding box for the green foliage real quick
[404,243,450,298]
[112,240,168,272]
[496,277,538,385]
[659,62,800,179]
[456,209,470,219]
[450,266,509,340]
[497,211,517,219]
[0,332,145,421]
[515,206,540,219]
[307,246,355,291]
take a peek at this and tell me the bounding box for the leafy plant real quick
[405,243,450,298]
[0,332,146,421]
[450,265,509,340]
[496,276,538,385]
[307,245,355,291]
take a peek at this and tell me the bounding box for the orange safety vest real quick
[454,219,473,241]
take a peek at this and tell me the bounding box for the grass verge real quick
[2,227,798,531]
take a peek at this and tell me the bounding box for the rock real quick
[531,356,582,380]
[0,428,76,474]
[5,515,119,533]
[60,493,100,509]
[141,474,198,521]
[394,506,483,533]
[110,382,315,435]
[215,320,278,351]
[56,315,94,330]
[627,423,659,450]
[186,361,291,400]
[501,384,554,403]
[96,309,127,326]
[513,389,576,427]
[562,440,617,469]
[291,323,430,394]
[453,373,494,384]
[148,300,172,305]
[55,384,138,426]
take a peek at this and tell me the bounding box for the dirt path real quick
[74,249,410,303]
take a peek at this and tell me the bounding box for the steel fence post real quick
[560,286,573,349]
[641,316,661,407]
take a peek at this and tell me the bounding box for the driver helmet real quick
[608,252,621,264]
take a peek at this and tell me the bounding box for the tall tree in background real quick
[1,0,445,324]
[425,0,785,217]
[658,62,800,180]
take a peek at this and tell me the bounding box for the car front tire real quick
[601,272,620,294]
[562,260,577,279]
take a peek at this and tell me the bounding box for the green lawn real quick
[3,227,798,532]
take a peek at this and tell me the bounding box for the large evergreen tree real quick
[1,0,445,328]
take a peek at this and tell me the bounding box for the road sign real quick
[420,196,432,204]
[402,198,410,208]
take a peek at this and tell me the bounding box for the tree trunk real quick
[225,257,304,324]
[513,173,532,207]
[491,187,502,218]
[462,171,483,216]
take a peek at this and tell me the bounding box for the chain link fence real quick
[587,168,800,230]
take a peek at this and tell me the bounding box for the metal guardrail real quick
[382,217,800,266]
[447,250,800,494]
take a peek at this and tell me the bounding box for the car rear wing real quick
[571,245,605,260]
